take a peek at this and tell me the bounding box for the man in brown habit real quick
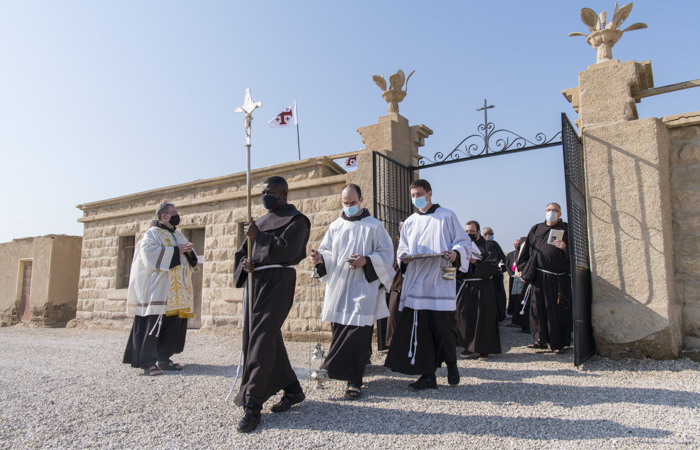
[233,176,311,433]
[456,220,502,360]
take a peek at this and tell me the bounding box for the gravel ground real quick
[0,325,698,450]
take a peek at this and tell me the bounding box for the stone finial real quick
[569,3,647,63]
[372,69,415,114]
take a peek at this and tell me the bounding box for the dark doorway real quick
[184,228,205,329]
[19,261,33,323]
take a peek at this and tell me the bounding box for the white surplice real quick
[317,214,395,327]
[126,226,195,318]
[398,206,478,312]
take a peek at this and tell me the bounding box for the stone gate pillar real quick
[564,59,683,358]
[348,113,432,213]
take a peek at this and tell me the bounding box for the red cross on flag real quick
[268,101,297,128]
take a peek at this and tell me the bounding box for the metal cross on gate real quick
[477,99,495,150]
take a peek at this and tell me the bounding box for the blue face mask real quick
[412,195,428,210]
[488,235,494,241]
[343,205,360,217]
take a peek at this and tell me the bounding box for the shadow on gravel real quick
[262,401,672,440]
[451,367,597,381]
[177,364,236,377]
[359,378,700,409]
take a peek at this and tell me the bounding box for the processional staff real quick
[234,88,262,329]
[226,89,262,401]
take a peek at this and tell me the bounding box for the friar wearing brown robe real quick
[233,176,310,433]
[456,220,502,358]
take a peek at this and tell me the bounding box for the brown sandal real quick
[344,386,362,400]
[158,360,184,371]
[527,341,548,349]
[144,365,162,376]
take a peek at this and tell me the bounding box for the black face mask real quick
[262,194,278,210]
[168,214,180,226]
[467,233,477,242]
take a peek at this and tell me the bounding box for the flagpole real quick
[296,123,301,161]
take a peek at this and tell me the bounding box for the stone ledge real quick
[663,111,700,128]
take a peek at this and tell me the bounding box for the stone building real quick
[73,113,430,333]
[0,235,82,326]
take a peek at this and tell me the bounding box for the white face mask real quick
[545,211,559,222]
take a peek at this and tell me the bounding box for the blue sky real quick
[1,1,698,251]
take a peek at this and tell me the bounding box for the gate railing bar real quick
[412,141,562,170]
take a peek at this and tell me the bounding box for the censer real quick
[309,342,328,390]
[441,260,456,281]
[309,273,328,389]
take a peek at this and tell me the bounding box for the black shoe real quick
[237,407,261,433]
[270,391,306,413]
[447,363,460,386]
[408,375,437,390]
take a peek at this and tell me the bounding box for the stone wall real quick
[0,235,82,326]
[665,112,700,351]
[74,157,349,331]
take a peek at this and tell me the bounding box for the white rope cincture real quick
[536,268,567,276]
[225,281,248,402]
[408,309,418,365]
[148,314,163,337]
[519,284,533,316]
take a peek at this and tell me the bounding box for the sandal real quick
[527,341,547,349]
[553,349,566,354]
[344,386,362,400]
[158,360,184,371]
[144,365,162,376]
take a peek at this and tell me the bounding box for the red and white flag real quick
[268,101,297,128]
[343,155,357,169]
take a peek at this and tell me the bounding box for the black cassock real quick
[517,221,572,351]
[233,204,310,408]
[505,249,530,330]
[455,237,502,355]
[490,239,508,322]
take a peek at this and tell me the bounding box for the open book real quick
[547,229,564,245]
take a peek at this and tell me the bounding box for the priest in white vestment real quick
[384,179,477,389]
[311,184,395,399]
[123,202,197,376]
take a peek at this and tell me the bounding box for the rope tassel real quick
[519,284,532,316]
[148,314,163,337]
[408,309,418,365]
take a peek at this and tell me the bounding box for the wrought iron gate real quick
[370,112,595,366]
[561,113,595,366]
[372,151,413,350]
[372,152,414,239]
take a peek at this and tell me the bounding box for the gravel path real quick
[0,325,698,450]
